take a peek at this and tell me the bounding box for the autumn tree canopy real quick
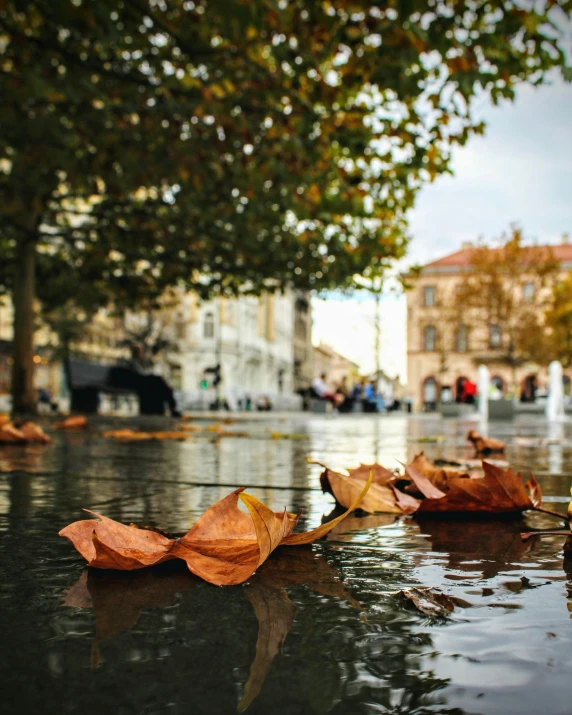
[457,228,561,387]
[1,0,571,411]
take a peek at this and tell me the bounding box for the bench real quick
[68,360,177,415]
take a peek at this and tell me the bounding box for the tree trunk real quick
[11,239,37,415]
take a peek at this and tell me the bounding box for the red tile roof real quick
[424,243,572,270]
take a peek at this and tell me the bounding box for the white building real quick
[157,291,302,410]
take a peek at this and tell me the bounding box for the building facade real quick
[0,288,303,411]
[407,243,572,411]
[152,290,300,409]
[312,343,360,390]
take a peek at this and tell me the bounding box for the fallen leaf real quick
[0,413,10,427]
[55,415,88,429]
[270,432,308,440]
[0,421,51,444]
[405,452,473,493]
[102,429,189,441]
[59,510,176,569]
[178,423,203,432]
[0,423,26,444]
[400,587,466,617]
[318,462,418,515]
[467,429,506,454]
[59,474,373,586]
[408,461,541,514]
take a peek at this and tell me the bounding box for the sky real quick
[313,78,572,384]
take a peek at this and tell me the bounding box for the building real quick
[312,343,359,389]
[0,288,303,411]
[152,290,301,409]
[406,242,572,411]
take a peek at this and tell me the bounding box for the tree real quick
[536,272,572,369]
[1,1,571,412]
[457,227,561,393]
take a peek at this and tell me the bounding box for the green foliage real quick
[1,0,570,308]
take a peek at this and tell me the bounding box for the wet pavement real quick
[1,413,571,715]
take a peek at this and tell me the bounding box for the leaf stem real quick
[531,505,570,521]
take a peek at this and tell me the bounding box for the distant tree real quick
[536,272,572,369]
[457,228,560,392]
[1,1,571,412]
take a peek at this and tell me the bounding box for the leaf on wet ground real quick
[55,415,88,429]
[59,472,372,585]
[467,429,506,455]
[270,432,308,440]
[178,423,203,432]
[399,587,469,617]
[0,421,52,444]
[102,429,189,441]
[314,453,542,515]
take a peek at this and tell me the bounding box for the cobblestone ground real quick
[1,413,571,715]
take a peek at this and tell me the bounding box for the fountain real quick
[546,360,565,421]
[477,364,490,424]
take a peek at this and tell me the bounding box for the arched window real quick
[203,312,214,339]
[423,325,436,351]
[455,324,468,352]
[489,324,502,348]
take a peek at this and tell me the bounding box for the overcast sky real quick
[313,77,572,384]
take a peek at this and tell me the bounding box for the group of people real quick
[311,373,385,413]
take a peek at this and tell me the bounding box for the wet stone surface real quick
[1,414,571,715]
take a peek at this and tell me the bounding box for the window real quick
[489,324,502,348]
[523,282,535,303]
[203,312,214,339]
[423,377,438,404]
[423,285,436,307]
[423,325,436,351]
[455,324,468,352]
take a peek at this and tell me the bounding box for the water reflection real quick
[63,548,363,711]
[1,415,572,714]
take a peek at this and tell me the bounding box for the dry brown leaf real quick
[55,415,88,429]
[102,429,189,441]
[407,452,473,492]
[60,473,373,586]
[400,587,464,617]
[320,466,415,515]
[407,461,542,514]
[178,423,203,432]
[0,423,26,443]
[467,429,506,454]
[0,413,10,427]
[0,421,51,444]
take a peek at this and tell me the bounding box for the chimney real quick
[461,241,472,249]
[562,233,570,245]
